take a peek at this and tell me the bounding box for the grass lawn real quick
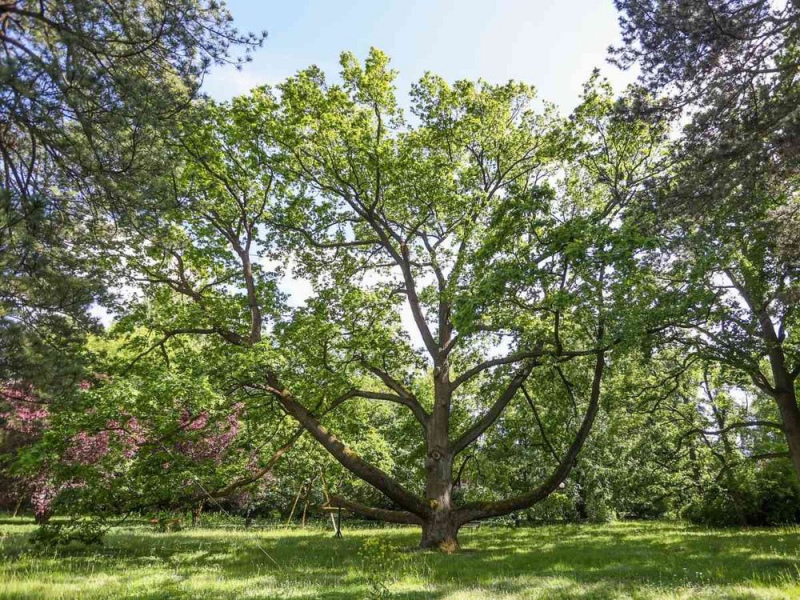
[1,518,799,599]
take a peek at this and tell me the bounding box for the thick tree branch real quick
[451,347,543,391]
[398,242,441,361]
[454,350,605,525]
[264,379,430,518]
[327,387,428,429]
[210,427,304,498]
[451,360,538,456]
[325,495,424,525]
[360,361,429,425]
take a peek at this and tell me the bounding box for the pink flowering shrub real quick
[175,404,243,463]
[63,417,148,465]
[3,377,256,520]
[1,385,49,434]
[1,385,50,513]
[64,431,111,465]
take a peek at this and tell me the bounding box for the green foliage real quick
[3,0,800,549]
[0,0,265,396]
[28,520,105,548]
[686,459,800,527]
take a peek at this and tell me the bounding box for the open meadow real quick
[1,519,799,599]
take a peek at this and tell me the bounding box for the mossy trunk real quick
[423,366,458,551]
[420,513,460,552]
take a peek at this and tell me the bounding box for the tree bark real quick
[326,495,422,524]
[760,317,800,480]
[726,271,800,480]
[420,512,460,552]
[420,348,460,550]
[759,306,800,480]
[270,382,431,518]
[776,391,800,479]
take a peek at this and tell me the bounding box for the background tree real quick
[612,0,800,478]
[14,322,303,524]
[0,0,265,396]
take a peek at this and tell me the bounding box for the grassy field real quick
[1,518,799,599]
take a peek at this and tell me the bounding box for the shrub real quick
[685,459,800,526]
[29,520,105,547]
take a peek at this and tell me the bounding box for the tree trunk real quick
[422,454,457,550]
[12,496,23,518]
[762,332,800,480]
[191,503,203,527]
[776,391,800,480]
[569,464,589,521]
[422,363,458,550]
[752,301,800,480]
[421,513,460,552]
[683,395,703,491]
[301,476,315,528]
[286,482,304,524]
[712,404,747,525]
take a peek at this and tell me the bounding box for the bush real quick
[753,460,800,525]
[29,520,105,547]
[685,459,800,527]
[525,492,579,523]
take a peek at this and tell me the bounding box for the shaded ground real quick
[1,518,799,599]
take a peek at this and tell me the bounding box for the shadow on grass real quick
[1,521,799,599]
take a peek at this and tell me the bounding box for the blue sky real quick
[203,0,636,113]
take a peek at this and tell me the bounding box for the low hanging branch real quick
[263,377,432,519]
[325,495,424,525]
[210,426,305,499]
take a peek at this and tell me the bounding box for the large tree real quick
[612,0,800,478]
[125,50,665,549]
[0,0,265,394]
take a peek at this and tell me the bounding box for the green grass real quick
[1,518,799,599]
